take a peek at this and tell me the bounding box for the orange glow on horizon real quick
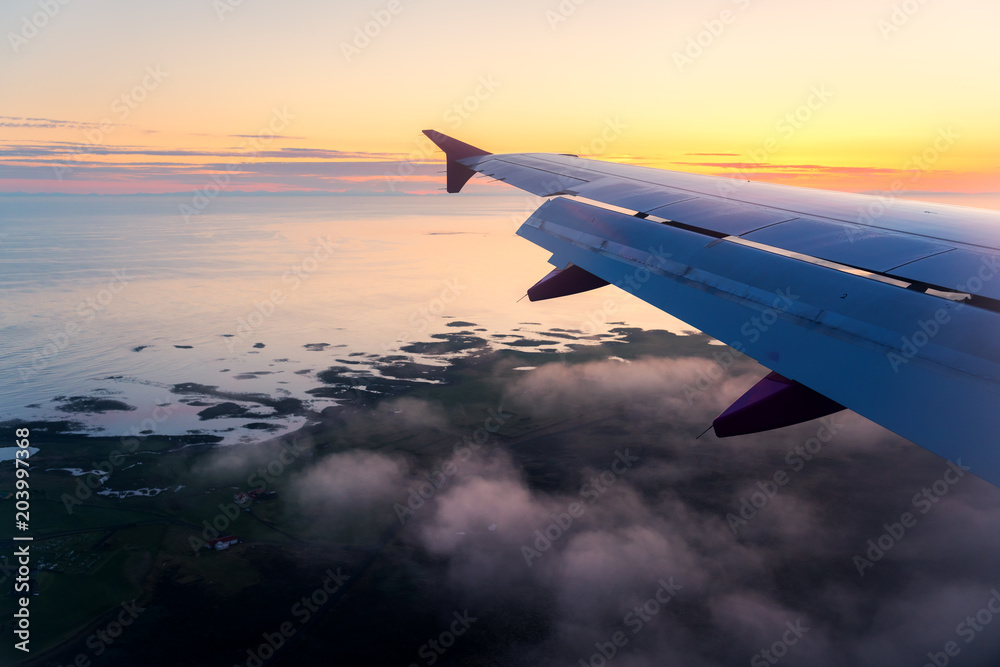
[1,0,996,197]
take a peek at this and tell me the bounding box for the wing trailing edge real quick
[423,130,1000,486]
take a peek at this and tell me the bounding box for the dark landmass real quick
[244,422,283,432]
[505,339,551,347]
[232,372,275,380]
[197,402,260,420]
[401,333,489,355]
[55,397,137,414]
[172,383,303,418]
[535,331,582,340]
[314,366,353,384]
[377,361,448,381]
[5,328,994,667]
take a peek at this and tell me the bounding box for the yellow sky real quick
[1,0,998,194]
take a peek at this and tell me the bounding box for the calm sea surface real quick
[0,194,688,442]
[2,192,997,443]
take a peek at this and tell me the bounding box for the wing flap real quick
[742,217,955,273]
[517,196,1000,484]
[566,177,698,212]
[887,248,1000,301]
[651,198,799,236]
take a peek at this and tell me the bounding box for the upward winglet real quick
[422,130,491,193]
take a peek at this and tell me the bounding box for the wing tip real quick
[422,129,491,160]
[422,130,491,193]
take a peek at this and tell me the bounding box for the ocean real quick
[0,193,692,443]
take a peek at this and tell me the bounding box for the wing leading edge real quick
[423,130,1000,488]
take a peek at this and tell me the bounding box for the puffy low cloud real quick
[203,346,1000,665]
[373,396,449,431]
[190,437,307,482]
[291,449,410,514]
[376,353,1000,666]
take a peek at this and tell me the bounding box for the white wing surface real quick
[424,130,1000,487]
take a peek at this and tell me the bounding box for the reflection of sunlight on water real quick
[0,194,689,440]
[4,192,994,440]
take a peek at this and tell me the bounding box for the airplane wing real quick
[422,130,1000,487]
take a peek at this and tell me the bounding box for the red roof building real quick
[207,535,238,550]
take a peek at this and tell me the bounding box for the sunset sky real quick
[2,0,998,195]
